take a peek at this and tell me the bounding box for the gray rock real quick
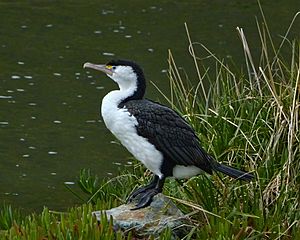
[92,193,190,238]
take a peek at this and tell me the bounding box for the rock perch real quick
[92,194,190,238]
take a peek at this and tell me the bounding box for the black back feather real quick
[122,99,214,176]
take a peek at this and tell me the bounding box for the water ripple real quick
[48,151,58,155]
[11,75,21,79]
[102,52,115,56]
[0,95,12,99]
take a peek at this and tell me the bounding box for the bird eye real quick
[106,65,116,70]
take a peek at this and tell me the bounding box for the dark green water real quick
[0,0,299,212]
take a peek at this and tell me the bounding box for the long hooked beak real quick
[83,62,113,76]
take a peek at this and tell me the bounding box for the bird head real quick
[83,60,146,96]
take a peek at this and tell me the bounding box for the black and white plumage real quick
[83,59,254,209]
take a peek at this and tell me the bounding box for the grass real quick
[1,204,131,240]
[1,9,299,239]
[156,11,299,238]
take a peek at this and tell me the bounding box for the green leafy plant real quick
[0,204,22,230]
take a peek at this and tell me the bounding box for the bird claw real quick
[126,175,163,210]
[126,187,145,203]
[127,186,148,203]
[130,188,160,210]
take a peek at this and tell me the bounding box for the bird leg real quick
[127,175,165,210]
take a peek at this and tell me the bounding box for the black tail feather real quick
[214,163,254,181]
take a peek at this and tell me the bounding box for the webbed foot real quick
[131,188,160,210]
[127,175,165,210]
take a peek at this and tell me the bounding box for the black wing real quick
[122,99,213,174]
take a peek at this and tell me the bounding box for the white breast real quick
[101,90,164,178]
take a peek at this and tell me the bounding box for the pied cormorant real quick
[83,59,254,209]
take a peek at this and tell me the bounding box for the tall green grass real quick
[152,13,299,238]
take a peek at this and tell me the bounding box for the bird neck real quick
[101,85,144,112]
[117,75,146,107]
[101,86,140,130]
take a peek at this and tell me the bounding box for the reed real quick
[156,11,299,239]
